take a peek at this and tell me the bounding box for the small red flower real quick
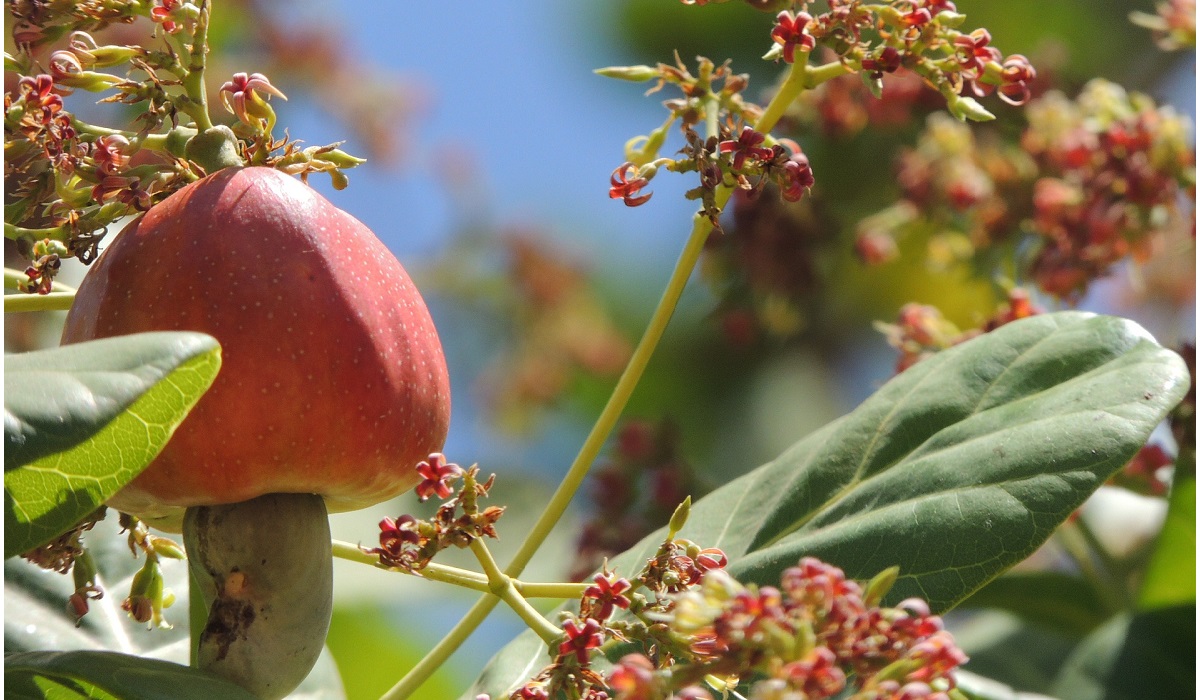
[513,684,549,700]
[953,29,1002,79]
[17,75,64,123]
[607,654,657,699]
[414,453,463,501]
[782,647,847,698]
[771,11,815,64]
[862,47,903,78]
[92,134,130,176]
[559,617,604,665]
[609,163,653,206]
[777,152,815,202]
[219,72,288,127]
[583,573,632,620]
[905,629,969,683]
[694,548,727,571]
[997,54,1036,105]
[150,0,183,33]
[719,127,775,172]
[48,51,84,84]
[379,515,421,549]
[91,175,151,211]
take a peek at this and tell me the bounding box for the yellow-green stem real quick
[1057,521,1129,613]
[502,211,714,580]
[179,0,214,131]
[471,539,561,645]
[4,292,75,312]
[516,581,589,599]
[74,121,188,153]
[379,595,501,700]
[330,540,489,591]
[380,53,835,700]
[4,268,76,293]
[5,221,72,243]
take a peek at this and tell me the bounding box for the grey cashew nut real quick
[184,493,333,700]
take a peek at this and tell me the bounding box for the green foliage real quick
[1051,605,1196,699]
[4,651,258,700]
[959,572,1111,637]
[1137,475,1196,610]
[4,333,221,558]
[469,312,1189,697]
[325,607,458,700]
[4,507,347,699]
[616,312,1187,609]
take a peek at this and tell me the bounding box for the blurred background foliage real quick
[5,0,1194,698]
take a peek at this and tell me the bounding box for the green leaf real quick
[952,610,1079,695]
[1137,475,1196,610]
[4,332,222,558]
[958,572,1111,637]
[468,312,1189,697]
[955,668,1060,700]
[4,513,346,699]
[1051,605,1195,700]
[4,650,259,700]
[623,313,1187,609]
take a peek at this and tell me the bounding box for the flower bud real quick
[71,549,98,591]
[313,148,367,169]
[863,565,900,607]
[667,496,692,539]
[947,94,995,122]
[594,65,660,82]
[150,535,186,560]
[67,591,91,623]
[935,11,967,27]
[94,44,142,65]
[124,557,170,628]
[328,169,350,191]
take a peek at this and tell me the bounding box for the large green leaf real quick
[1051,605,1195,700]
[4,332,221,558]
[468,312,1189,697]
[4,650,259,700]
[620,312,1187,607]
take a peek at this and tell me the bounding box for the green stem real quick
[754,56,850,137]
[377,213,718,698]
[379,52,833,700]
[4,292,75,312]
[379,594,501,700]
[502,211,714,579]
[1074,514,1135,604]
[1057,520,1129,613]
[515,581,590,599]
[73,121,188,153]
[330,540,490,591]
[501,38,838,598]
[471,539,561,645]
[5,221,72,243]
[330,540,588,599]
[179,0,214,131]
